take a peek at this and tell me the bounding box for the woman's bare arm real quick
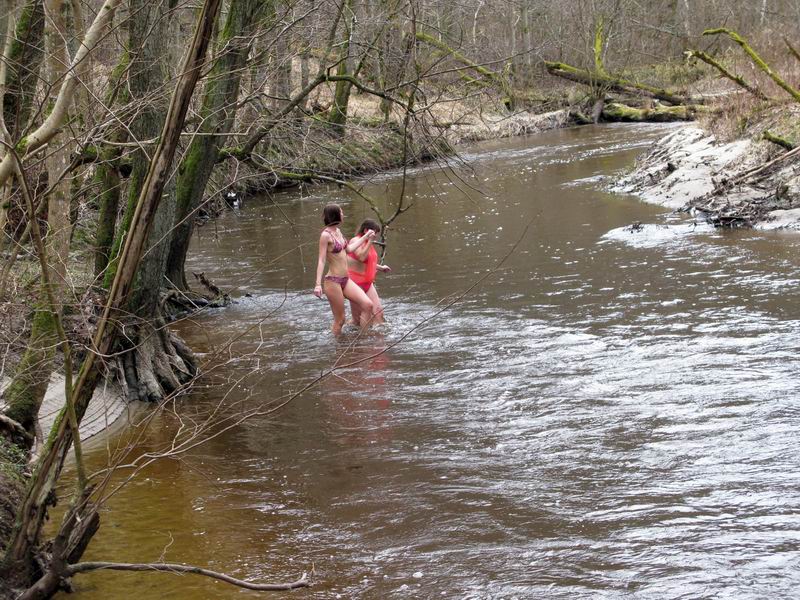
[345,230,374,253]
[313,233,329,297]
[351,239,371,261]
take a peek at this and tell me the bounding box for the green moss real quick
[2,307,58,430]
[0,438,26,483]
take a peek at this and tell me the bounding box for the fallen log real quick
[601,101,704,122]
[703,28,800,104]
[544,61,698,106]
[763,130,796,151]
[685,50,770,101]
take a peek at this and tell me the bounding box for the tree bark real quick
[2,0,45,140]
[1,0,73,439]
[165,0,269,293]
[1,0,221,592]
[0,1,45,254]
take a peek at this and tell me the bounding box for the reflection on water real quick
[64,124,800,599]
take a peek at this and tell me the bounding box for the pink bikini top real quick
[327,230,347,254]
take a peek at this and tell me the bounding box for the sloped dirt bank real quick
[614,122,800,230]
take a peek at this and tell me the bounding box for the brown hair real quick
[357,218,381,236]
[322,203,342,226]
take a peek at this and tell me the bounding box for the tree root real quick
[119,317,197,403]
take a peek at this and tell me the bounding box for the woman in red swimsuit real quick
[313,204,375,334]
[348,219,391,325]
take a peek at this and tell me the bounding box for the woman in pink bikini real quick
[313,204,375,334]
[348,219,391,325]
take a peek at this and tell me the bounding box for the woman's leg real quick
[343,280,374,329]
[349,299,361,326]
[366,284,384,324]
[324,280,347,335]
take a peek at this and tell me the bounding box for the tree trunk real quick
[544,60,697,105]
[93,147,123,278]
[1,0,72,440]
[93,50,133,277]
[0,1,45,254]
[600,101,700,122]
[1,0,221,592]
[379,0,409,122]
[2,0,45,139]
[107,0,199,402]
[328,0,355,135]
[273,11,292,110]
[165,0,268,293]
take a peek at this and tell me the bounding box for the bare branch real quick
[67,562,310,591]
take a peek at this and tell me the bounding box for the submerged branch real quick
[67,562,310,591]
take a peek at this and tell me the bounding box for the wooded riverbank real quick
[3,0,800,597]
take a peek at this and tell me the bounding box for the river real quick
[65,123,800,599]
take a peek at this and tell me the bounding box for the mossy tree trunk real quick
[106,0,197,403]
[93,54,130,278]
[2,0,45,139]
[1,0,221,593]
[165,0,269,293]
[2,0,73,439]
[544,60,696,106]
[702,28,800,104]
[0,1,45,254]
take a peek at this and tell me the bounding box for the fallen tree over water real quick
[543,19,705,125]
[544,61,698,107]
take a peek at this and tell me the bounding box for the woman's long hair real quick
[323,203,342,226]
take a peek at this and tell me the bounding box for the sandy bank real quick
[614,125,800,230]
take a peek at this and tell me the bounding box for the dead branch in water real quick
[67,562,309,591]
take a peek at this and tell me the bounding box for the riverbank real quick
[228,94,578,196]
[0,375,135,444]
[614,105,800,229]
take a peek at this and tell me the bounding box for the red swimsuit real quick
[348,245,378,293]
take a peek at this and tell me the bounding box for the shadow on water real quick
[63,124,800,599]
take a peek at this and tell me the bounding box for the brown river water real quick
[62,124,800,599]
